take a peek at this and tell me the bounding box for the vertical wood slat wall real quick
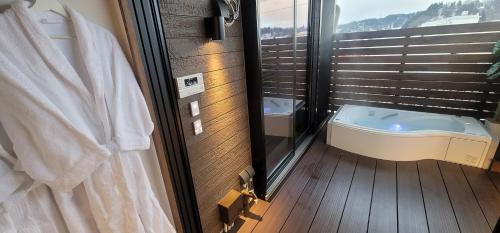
[159,1,252,232]
[330,21,500,119]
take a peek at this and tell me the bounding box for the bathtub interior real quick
[263,97,303,116]
[328,105,494,168]
[263,97,304,138]
[333,105,490,138]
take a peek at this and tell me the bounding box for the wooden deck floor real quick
[235,130,500,233]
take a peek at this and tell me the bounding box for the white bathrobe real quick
[0,2,174,232]
[0,145,69,233]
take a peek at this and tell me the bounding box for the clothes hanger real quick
[24,0,74,39]
[25,0,68,18]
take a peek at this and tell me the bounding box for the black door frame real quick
[126,1,202,232]
[316,0,337,122]
[241,0,268,198]
[241,0,337,198]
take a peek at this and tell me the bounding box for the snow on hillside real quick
[336,0,499,33]
[259,0,500,39]
[420,14,480,26]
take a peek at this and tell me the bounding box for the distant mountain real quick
[260,0,500,39]
[337,14,416,33]
[337,0,500,33]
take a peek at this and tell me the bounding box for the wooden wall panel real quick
[170,52,245,78]
[167,37,244,59]
[159,1,252,232]
[163,15,242,38]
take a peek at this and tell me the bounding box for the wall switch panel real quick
[193,119,203,135]
[190,101,200,117]
[175,73,205,98]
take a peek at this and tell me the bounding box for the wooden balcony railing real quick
[330,21,500,119]
[260,21,500,119]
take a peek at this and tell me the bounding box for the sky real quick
[259,0,468,28]
[260,0,309,28]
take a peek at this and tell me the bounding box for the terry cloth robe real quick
[0,144,69,233]
[0,2,175,233]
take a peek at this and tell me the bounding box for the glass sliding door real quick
[242,0,336,197]
[259,0,295,177]
[259,0,311,178]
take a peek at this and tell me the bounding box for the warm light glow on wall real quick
[203,40,226,77]
[200,39,224,55]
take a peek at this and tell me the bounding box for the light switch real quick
[190,101,200,117]
[193,119,203,135]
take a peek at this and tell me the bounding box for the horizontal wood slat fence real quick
[261,36,308,99]
[260,22,500,119]
[330,22,500,119]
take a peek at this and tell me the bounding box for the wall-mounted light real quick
[210,0,240,40]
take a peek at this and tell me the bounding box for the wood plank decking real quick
[235,130,500,233]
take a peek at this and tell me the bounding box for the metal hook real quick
[26,0,36,8]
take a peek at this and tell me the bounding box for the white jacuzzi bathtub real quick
[327,105,494,168]
[263,97,303,137]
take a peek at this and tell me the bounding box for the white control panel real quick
[176,73,205,98]
[193,119,203,135]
